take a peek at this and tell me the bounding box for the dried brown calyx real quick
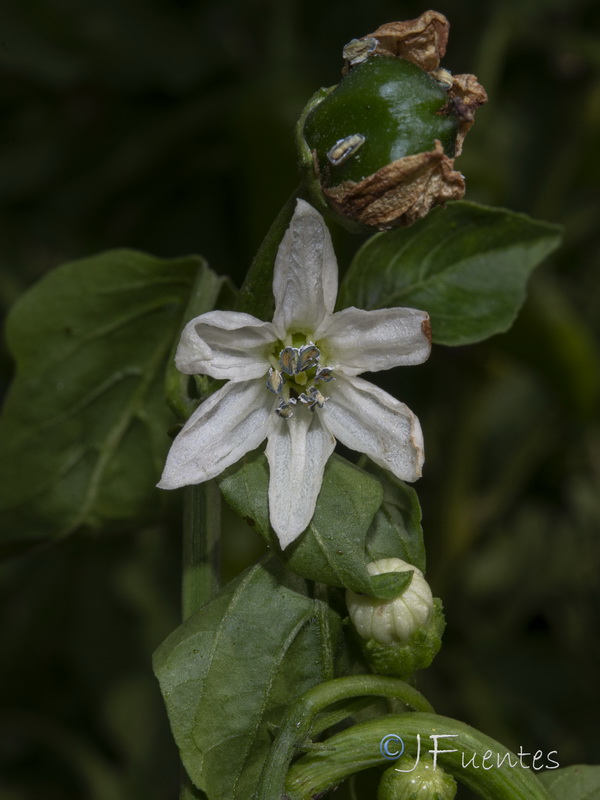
[346,10,450,73]
[325,141,465,229]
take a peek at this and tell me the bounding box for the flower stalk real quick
[178,483,221,800]
[181,482,221,620]
[256,675,434,800]
[284,713,553,800]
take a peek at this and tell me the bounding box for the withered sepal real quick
[445,73,489,156]
[354,11,450,73]
[323,140,465,230]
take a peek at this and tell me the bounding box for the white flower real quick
[158,200,431,548]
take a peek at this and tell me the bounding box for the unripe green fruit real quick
[377,757,457,800]
[303,56,458,187]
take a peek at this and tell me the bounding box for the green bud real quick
[346,559,445,678]
[296,11,487,230]
[377,756,457,800]
[360,600,445,679]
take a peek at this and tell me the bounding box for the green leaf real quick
[538,765,600,799]
[369,569,413,601]
[218,451,376,595]
[218,451,424,599]
[339,201,563,346]
[0,250,221,556]
[364,464,426,573]
[153,557,348,800]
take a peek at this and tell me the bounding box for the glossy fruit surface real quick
[303,55,458,186]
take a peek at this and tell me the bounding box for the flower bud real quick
[377,757,457,800]
[296,11,487,230]
[346,558,444,678]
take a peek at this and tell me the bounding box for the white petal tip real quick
[294,198,318,217]
[156,477,177,490]
[273,523,306,550]
[270,507,314,550]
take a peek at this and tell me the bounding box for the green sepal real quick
[295,87,333,219]
[369,570,414,601]
[357,598,445,679]
[364,464,426,573]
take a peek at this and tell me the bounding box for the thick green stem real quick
[256,675,433,800]
[285,712,552,800]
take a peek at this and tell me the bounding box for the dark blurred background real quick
[1,1,599,798]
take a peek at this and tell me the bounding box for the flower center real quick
[266,343,334,419]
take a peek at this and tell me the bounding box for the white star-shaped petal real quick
[158,200,431,548]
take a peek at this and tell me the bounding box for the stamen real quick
[309,387,327,409]
[269,343,333,419]
[296,344,320,372]
[266,368,283,395]
[315,366,334,383]
[298,386,327,413]
[276,398,296,419]
[279,347,298,376]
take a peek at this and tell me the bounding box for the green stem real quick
[285,712,552,800]
[182,482,221,620]
[256,675,433,800]
[179,482,221,800]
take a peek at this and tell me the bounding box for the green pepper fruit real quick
[303,56,458,187]
[296,11,487,230]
